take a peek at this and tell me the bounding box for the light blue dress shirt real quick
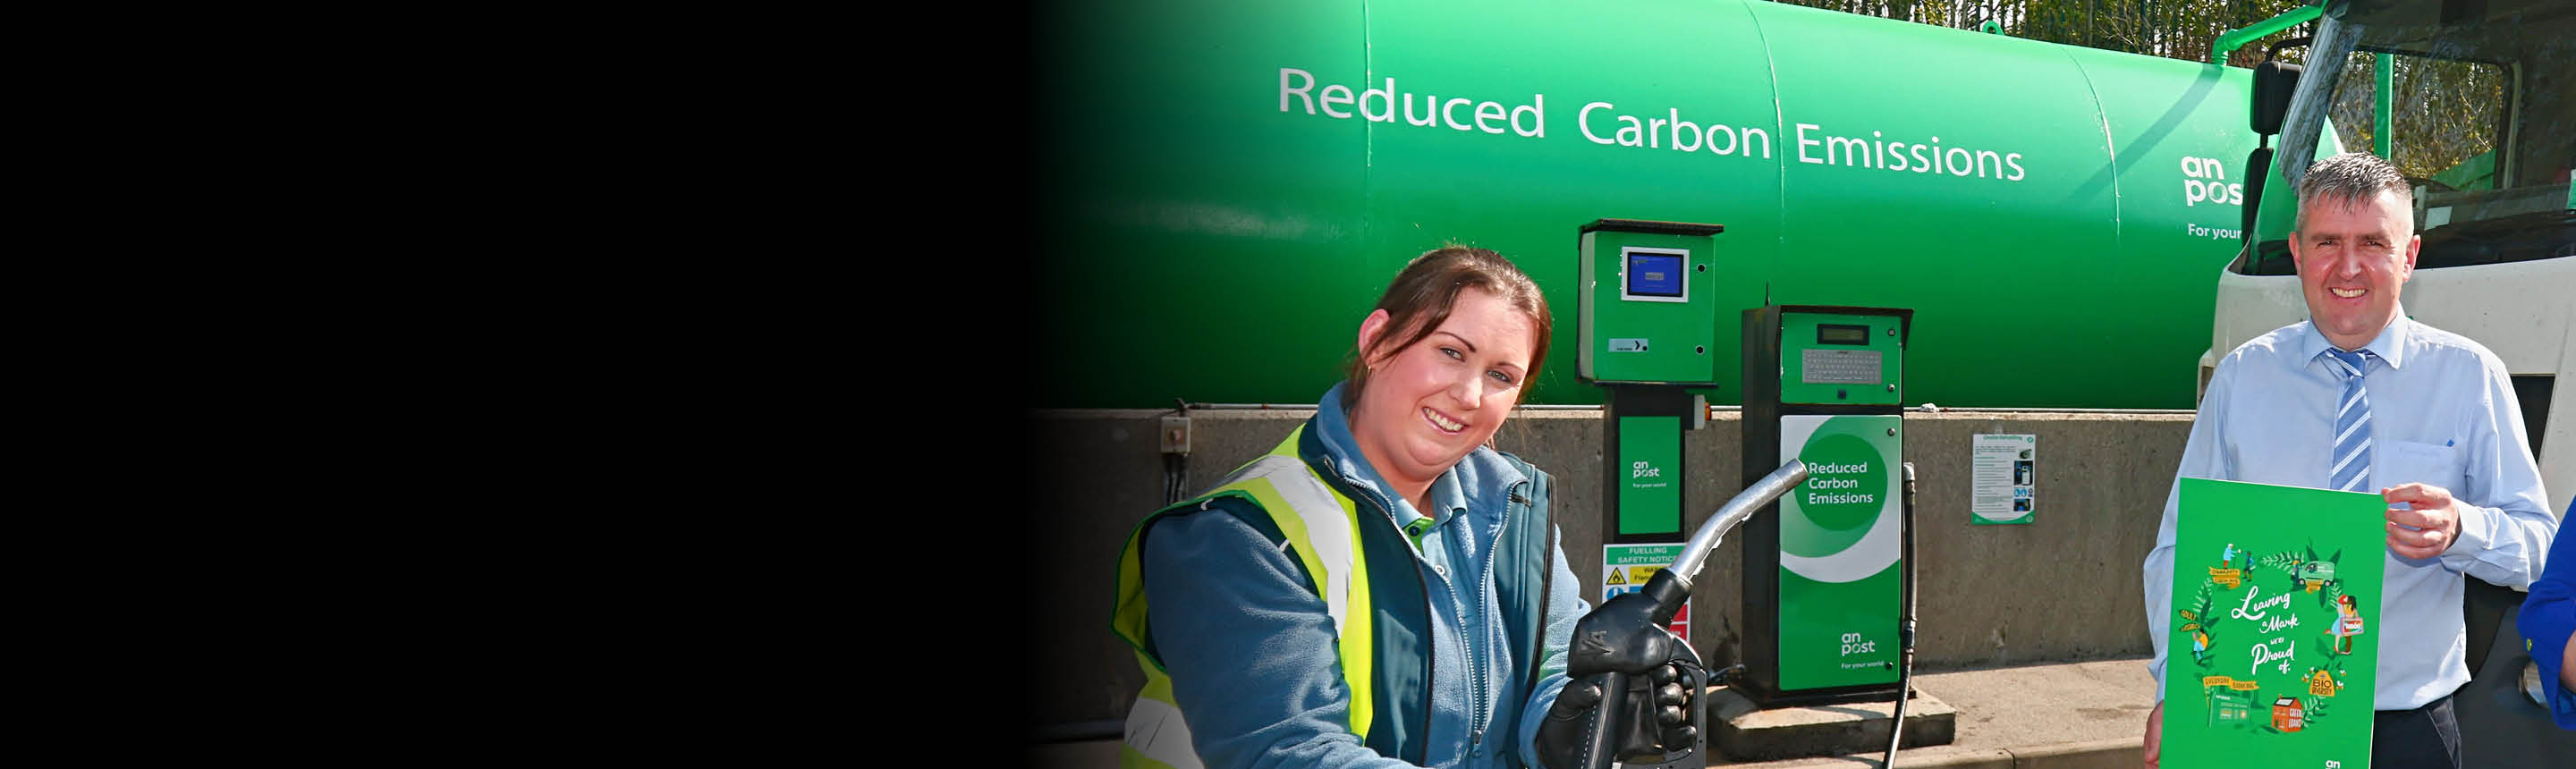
[2143,310,2557,710]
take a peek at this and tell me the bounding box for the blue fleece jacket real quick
[1140,384,1587,767]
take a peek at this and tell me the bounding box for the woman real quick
[1112,246,1594,768]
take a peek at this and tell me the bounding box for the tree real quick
[1779,1,2503,182]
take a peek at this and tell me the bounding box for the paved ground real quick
[1031,657,2156,768]
[1744,658,2151,767]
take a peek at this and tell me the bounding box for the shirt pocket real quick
[2376,440,2467,493]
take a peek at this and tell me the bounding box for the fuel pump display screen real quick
[1621,249,1687,300]
[1816,324,1869,345]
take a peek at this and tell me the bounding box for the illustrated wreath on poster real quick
[2178,541,2255,668]
[2174,540,2365,733]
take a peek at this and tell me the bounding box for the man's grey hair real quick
[2295,152,2412,231]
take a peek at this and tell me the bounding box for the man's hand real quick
[2382,483,2467,559]
[2143,702,2162,769]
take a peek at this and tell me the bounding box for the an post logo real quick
[1631,461,1661,478]
[1840,631,1879,656]
[2182,156,2244,207]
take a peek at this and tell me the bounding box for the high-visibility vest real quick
[1111,427,1377,769]
[1111,423,1557,769]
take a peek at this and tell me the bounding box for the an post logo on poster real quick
[2164,478,2385,767]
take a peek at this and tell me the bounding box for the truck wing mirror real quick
[2251,37,2309,137]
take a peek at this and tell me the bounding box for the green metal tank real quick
[1036,0,2301,408]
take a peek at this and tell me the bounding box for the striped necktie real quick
[2324,348,2377,493]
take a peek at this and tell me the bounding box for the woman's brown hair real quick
[1342,245,1553,410]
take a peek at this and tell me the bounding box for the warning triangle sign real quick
[1606,568,1627,586]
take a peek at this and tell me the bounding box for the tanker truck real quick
[1035,0,2325,410]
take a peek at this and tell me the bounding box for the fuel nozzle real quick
[1571,570,1691,678]
[1564,569,1700,768]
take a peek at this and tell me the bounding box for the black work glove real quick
[1537,663,1697,769]
[1535,588,1699,769]
[1535,674,1606,769]
[1644,661,1697,748]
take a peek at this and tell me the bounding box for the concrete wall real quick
[1030,407,2194,731]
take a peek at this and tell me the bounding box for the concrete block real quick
[1707,687,1956,763]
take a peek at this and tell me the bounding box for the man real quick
[2139,153,2556,768]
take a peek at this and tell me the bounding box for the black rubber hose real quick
[1883,461,1919,767]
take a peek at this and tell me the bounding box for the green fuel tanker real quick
[1036,0,2322,408]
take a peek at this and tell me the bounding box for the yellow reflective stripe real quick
[1235,476,1340,630]
[1251,425,1376,740]
[1254,427,1378,739]
[1335,486,1374,741]
[1114,424,1385,754]
[1231,469,1375,741]
[1267,427,1305,461]
[1112,521,1152,655]
[1123,650,1204,769]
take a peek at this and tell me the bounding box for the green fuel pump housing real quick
[1579,219,1726,386]
[1740,305,1912,706]
[1579,219,1725,548]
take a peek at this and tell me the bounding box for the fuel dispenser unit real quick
[1740,305,1915,706]
[1572,218,1726,769]
[1577,218,1726,545]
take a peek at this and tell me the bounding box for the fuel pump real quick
[1739,305,1915,706]
[1569,218,1726,768]
[1575,217,1728,661]
[1578,218,1726,545]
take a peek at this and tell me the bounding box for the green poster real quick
[2165,478,2385,768]
[1617,416,1680,535]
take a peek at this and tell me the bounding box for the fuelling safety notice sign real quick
[1971,433,2036,525]
[1603,543,1689,641]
